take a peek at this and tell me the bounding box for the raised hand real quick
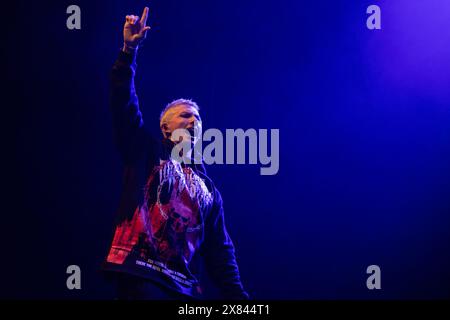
[123,7,151,52]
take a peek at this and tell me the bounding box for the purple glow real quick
[366,0,450,102]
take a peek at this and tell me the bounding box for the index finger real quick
[140,7,149,26]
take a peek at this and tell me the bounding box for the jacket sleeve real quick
[201,189,250,300]
[110,49,148,164]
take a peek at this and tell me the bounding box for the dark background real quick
[2,0,450,299]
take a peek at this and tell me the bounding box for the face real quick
[161,104,202,143]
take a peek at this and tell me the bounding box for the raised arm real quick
[110,7,151,164]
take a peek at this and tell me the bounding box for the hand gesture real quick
[123,7,151,51]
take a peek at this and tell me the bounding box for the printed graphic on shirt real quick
[107,160,213,287]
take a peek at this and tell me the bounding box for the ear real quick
[161,123,171,138]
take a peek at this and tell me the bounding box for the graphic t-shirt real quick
[105,159,213,295]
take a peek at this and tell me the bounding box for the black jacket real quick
[102,50,248,300]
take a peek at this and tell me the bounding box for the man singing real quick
[102,6,249,300]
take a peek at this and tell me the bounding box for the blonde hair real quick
[159,98,200,128]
